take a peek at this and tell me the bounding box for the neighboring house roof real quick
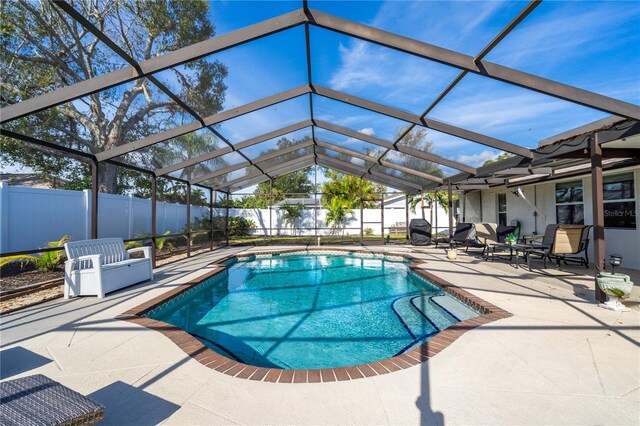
[383,194,406,207]
[0,173,67,189]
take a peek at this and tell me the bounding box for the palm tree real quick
[408,191,453,231]
[280,202,304,236]
[325,197,354,236]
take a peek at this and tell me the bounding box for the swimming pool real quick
[145,251,480,370]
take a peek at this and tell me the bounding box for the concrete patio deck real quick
[1,245,638,425]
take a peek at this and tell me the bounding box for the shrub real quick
[0,235,70,272]
[156,230,172,250]
[364,227,373,236]
[229,216,255,236]
[179,216,255,238]
[128,231,172,251]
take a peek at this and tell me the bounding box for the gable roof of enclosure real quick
[1,1,639,194]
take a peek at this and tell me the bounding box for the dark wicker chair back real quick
[578,225,593,252]
[496,225,515,243]
[541,224,560,246]
[453,223,475,242]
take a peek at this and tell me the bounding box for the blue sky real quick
[205,0,639,183]
[4,1,639,193]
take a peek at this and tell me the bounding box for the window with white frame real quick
[555,180,584,224]
[496,193,507,226]
[603,172,636,229]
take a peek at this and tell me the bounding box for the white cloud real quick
[329,41,391,91]
[428,76,607,147]
[327,38,457,110]
[488,4,637,68]
[457,150,500,167]
[324,1,526,111]
[359,127,375,136]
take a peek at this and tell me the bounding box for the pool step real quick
[430,295,479,321]
[409,294,460,332]
[392,293,480,355]
[391,294,438,340]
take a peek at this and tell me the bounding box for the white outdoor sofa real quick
[63,238,153,298]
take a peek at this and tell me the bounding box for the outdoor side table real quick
[522,235,544,245]
[0,374,105,426]
[485,243,528,268]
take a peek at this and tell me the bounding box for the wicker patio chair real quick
[0,374,105,425]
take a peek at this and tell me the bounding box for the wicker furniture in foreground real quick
[0,374,105,426]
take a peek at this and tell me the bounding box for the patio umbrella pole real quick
[462,191,466,222]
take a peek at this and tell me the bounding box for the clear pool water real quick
[146,253,479,369]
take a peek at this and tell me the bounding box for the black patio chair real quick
[433,223,476,248]
[527,224,559,249]
[523,223,559,267]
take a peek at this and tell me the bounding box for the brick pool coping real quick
[117,248,512,383]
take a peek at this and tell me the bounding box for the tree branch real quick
[105,81,145,138]
[18,30,82,82]
[47,123,92,150]
[120,101,174,138]
[115,2,136,59]
[55,103,100,136]
[0,47,54,66]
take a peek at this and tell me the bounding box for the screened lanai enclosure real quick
[1,1,639,299]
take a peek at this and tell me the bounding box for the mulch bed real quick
[0,263,65,314]
[1,265,64,291]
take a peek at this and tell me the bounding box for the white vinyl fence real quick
[0,183,455,253]
[229,203,453,236]
[0,183,209,253]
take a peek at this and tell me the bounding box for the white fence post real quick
[128,194,134,239]
[0,182,8,253]
[83,189,91,240]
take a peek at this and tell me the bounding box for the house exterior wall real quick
[463,191,482,223]
[466,165,640,270]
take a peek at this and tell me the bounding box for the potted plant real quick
[597,273,633,312]
[505,233,518,245]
